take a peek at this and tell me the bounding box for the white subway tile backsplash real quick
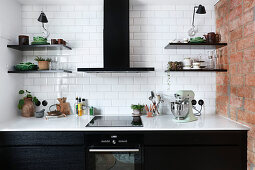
[21,3,216,115]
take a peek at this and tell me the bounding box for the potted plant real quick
[34,56,52,70]
[18,90,40,117]
[131,104,144,115]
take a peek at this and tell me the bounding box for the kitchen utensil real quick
[19,35,29,45]
[47,104,62,116]
[35,109,45,118]
[170,90,198,123]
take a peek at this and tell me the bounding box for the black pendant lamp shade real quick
[38,11,48,23]
[196,5,206,14]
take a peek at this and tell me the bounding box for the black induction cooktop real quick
[86,116,143,127]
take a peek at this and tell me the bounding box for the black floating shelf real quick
[7,44,72,51]
[165,43,227,49]
[165,69,227,72]
[8,70,72,73]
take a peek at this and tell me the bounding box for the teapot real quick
[204,32,221,43]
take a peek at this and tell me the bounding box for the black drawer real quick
[0,132,84,146]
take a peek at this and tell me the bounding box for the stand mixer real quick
[170,90,198,123]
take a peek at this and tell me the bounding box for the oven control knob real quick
[112,140,117,145]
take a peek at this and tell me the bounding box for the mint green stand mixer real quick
[170,90,198,123]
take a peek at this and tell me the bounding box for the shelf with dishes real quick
[165,42,227,49]
[165,69,227,72]
[8,70,72,73]
[165,33,227,49]
[7,44,72,51]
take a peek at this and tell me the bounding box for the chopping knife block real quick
[57,97,71,115]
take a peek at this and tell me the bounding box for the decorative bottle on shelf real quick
[207,51,214,69]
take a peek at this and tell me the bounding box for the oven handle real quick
[89,149,140,153]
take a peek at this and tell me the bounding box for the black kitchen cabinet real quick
[144,131,247,170]
[0,131,247,170]
[145,146,242,170]
[0,146,85,170]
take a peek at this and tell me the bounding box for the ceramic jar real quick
[22,98,35,117]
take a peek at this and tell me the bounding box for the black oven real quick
[85,134,143,170]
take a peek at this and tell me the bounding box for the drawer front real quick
[0,132,84,146]
[144,131,247,146]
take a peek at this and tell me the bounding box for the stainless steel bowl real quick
[170,101,189,120]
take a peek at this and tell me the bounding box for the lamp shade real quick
[196,5,206,14]
[37,11,48,23]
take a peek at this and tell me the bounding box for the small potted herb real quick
[18,90,40,117]
[131,104,144,115]
[34,56,52,70]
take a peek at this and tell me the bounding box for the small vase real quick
[38,61,49,70]
[22,98,35,117]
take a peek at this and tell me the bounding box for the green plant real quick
[34,56,45,62]
[131,104,144,111]
[18,90,40,110]
[46,58,52,62]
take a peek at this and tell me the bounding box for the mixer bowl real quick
[170,101,189,120]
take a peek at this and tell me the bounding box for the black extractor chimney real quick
[77,0,154,73]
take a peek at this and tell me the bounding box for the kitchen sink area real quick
[0,0,253,169]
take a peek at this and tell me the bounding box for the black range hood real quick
[77,0,154,73]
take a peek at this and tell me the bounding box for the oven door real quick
[86,147,143,170]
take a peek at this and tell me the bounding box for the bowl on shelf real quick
[14,62,38,71]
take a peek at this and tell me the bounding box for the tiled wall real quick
[0,0,22,122]
[21,3,216,115]
[215,0,255,168]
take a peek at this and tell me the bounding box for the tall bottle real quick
[78,98,82,116]
[208,51,214,69]
[75,97,78,116]
[82,99,87,115]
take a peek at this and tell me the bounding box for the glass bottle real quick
[208,51,214,69]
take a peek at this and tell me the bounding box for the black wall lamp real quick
[38,11,50,39]
[188,5,206,37]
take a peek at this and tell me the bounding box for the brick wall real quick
[215,0,255,168]
[21,3,216,115]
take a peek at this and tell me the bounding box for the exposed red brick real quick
[230,0,243,10]
[237,36,254,51]
[231,75,244,86]
[244,22,255,37]
[217,85,228,96]
[229,64,237,74]
[230,52,243,63]
[243,9,254,25]
[244,0,255,12]
[244,49,255,61]
[235,86,254,98]
[229,5,242,21]
[237,62,254,74]
[245,99,255,112]
[229,17,242,31]
[246,74,255,86]
[216,74,228,85]
[230,28,243,42]
[230,95,243,107]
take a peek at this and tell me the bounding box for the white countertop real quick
[0,114,249,131]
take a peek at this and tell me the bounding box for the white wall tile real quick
[20,3,217,115]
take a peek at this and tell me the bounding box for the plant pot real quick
[38,61,49,70]
[21,98,35,117]
[133,109,141,115]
